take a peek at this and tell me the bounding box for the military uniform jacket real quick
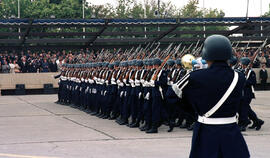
[244,69,256,99]
[174,62,249,158]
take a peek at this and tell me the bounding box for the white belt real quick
[198,115,236,125]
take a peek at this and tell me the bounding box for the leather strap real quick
[198,115,236,125]
[204,71,239,118]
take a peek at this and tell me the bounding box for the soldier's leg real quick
[248,105,264,130]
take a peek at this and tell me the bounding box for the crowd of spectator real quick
[1,47,270,73]
[0,48,98,73]
[234,48,270,68]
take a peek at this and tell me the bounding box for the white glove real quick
[144,92,150,100]
[123,79,127,84]
[138,92,142,99]
[150,80,155,87]
[104,90,107,96]
[135,80,140,86]
[120,91,124,98]
[129,79,134,84]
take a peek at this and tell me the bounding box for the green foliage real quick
[0,0,228,39]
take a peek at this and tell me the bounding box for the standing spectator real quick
[1,60,10,73]
[19,57,29,73]
[260,64,268,90]
[28,60,37,72]
[49,58,58,72]
[56,56,64,71]
[41,59,49,72]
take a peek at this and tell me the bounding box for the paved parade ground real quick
[0,92,269,158]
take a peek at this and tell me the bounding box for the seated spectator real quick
[258,52,267,66]
[13,60,20,73]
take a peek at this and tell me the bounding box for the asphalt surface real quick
[0,92,269,158]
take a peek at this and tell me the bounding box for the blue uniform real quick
[170,62,250,158]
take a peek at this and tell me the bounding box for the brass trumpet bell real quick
[181,54,195,69]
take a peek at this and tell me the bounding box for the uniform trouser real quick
[66,85,72,104]
[152,94,163,127]
[143,88,152,125]
[112,88,122,116]
[239,98,251,124]
[130,94,137,122]
[85,91,92,110]
[92,92,98,112]
[58,82,63,101]
[62,82,69,103]
[96,85,102,113]
[135,87,143,122]
[121,86,130,120]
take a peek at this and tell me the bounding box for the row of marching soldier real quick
[55,39,264,136]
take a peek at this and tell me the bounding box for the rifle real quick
[245,38,268,76]
[159,43,173,59]
[191,40,200,54]
[235,40,251,69]
[152,43,179,81]
[193,43,204,57]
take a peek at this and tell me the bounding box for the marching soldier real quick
[238,57,264,131]
[168,35,250,158]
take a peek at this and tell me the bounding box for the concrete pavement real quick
[0,92,269,158]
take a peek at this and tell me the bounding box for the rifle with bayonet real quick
[245,38,268,76]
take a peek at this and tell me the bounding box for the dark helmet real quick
[228,56,238,66]
[202,35,232,61]
[175,59,182,65]
[153,58,162,65]
[240,57,250,66]
[166,59,175,66]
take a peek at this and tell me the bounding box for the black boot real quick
[127,120,136,127]
[139,124,147,131]
[248,120,257,129]
[119,119,128,125]
[187,122,195,131]
[54,100,60,104]
[146,125,158,134]
[140,123,151,131]
[130,120,140,128]
[102,113,109,119]
[168,121,175,132]
[115,116,122,124]
[109,114,118,120]
[255,119,264,131]
[240,120,251,131]
[96,112,103,118]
